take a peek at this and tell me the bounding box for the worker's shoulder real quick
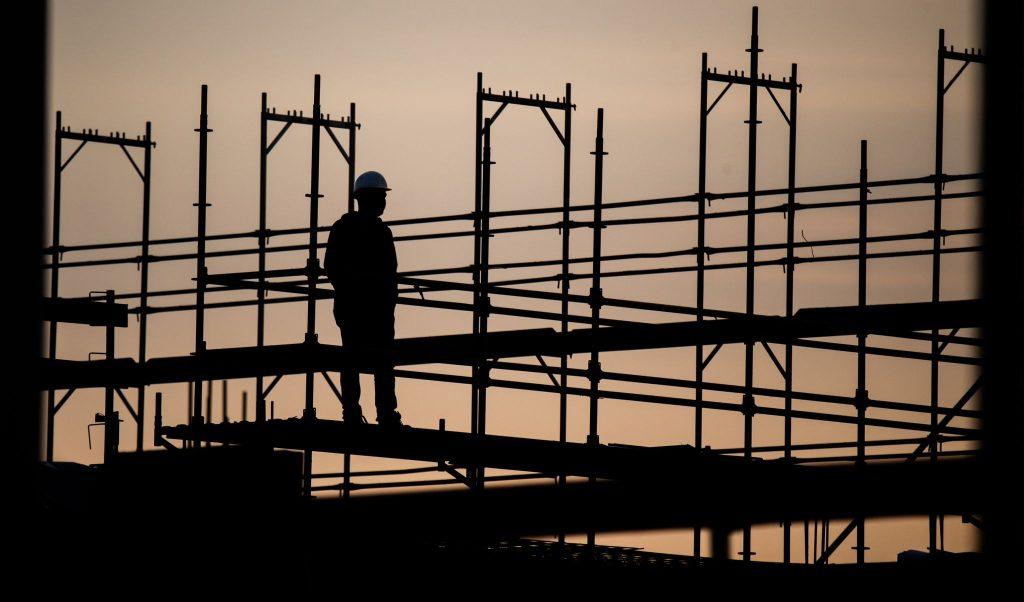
[333,212,391,235]
[330,212,360,234]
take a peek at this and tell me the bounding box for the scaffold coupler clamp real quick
[480,361,491,387]
[587,359,602,384]
[589,286,603,310]
[741,393,757,418]
[305,257,321,278]
[855,388,870,413]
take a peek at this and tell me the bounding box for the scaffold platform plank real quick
[159,418,751,479]
[41,297,128,327]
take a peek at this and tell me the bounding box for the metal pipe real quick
[488,360,981,419]
[480,244,981,289]
[586,107,605,550]
[256,91,268,424]
[137,120,152,453]
[694,52,709,561]
[303,74,323,495]
[560,82,572,461]
[589,108,604,448]
[193,87,208,446]
[39,189,984,271]
[856,139,869,563]
[783,60,798,564]
[476,116,493,488]
[557,81,572,549]
[741,5,759,561]
[205,380,212,447]
[103,290,118,463]
[390,370,976,438]
[471,73,483,447]
[348,101,356,213]
[38,170,983,261]
[46,112,62,462]
[930,28,946,554]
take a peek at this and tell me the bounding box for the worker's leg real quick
[373,361,397,417]
[338,320,364,421]
[371,316,401,425]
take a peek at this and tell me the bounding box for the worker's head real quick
[353,171,390,217]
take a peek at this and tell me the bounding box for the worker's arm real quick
[324,222,340,285]
[325,220,355,317]
[385,225,399,308]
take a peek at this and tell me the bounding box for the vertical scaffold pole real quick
[344,100,357,489]
[137,120,152,453]
[556,84,573,545]
[46,112,63,462]
[471,73,483,449]
[304,74,323,494]
[469,73,484,492]
[103,290,119,463]
[559,84,572,446]
[586,107,605,550]
[205,380,212,447]
[256,92,268,424]
[783,61,798,564]
[694,52,709,561]
[348,102,357,213]
[930,28,946,554]
[222,380,228,425]
[741,4,760,562]
[476,116,493,488]
[856,139,869,564]
[193,87,209,449]
[187,381,193,438]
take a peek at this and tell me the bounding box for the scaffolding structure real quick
[40,7,989,565]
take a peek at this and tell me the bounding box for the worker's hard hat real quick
[353,171,391,194]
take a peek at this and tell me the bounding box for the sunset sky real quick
[47,0,983,561]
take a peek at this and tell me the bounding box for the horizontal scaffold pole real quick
[41,299,981,390]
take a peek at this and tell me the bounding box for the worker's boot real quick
[376,410,404,429]
[342,404,366,425]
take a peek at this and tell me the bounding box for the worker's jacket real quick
[324,212,398,325]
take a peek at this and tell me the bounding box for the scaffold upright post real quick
[694,50,709,561]
[741,4,760,562]
[256,91,268,424]
[856,138,869,564]
[586,107,606,550]
[783,59,799,564]
[46,111,63,462]
[192,86,209,449]
[137,120,153,453]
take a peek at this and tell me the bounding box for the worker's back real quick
[324,211,398,322]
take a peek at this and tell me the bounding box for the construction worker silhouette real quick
[324,170,403,427]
